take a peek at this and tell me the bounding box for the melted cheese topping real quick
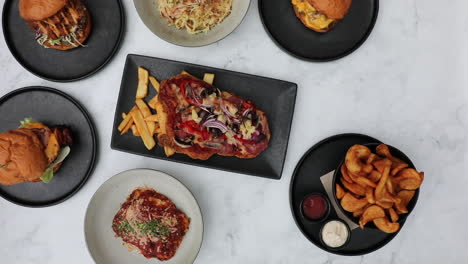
[292,0,335,30]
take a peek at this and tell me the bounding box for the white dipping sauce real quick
[321,220,349,248]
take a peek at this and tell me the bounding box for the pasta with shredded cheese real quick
[158,0,233,34]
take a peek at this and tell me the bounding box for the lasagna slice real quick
[112,187,190,261]
[155,72,271,160]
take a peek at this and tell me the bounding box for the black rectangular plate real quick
[111,54,297,179]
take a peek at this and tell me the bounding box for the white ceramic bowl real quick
[133,0,251,47]
[84,169,203,264]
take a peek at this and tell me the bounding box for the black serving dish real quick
[290,134,422,255]
[0,87,97,207]
[111,54,297,180]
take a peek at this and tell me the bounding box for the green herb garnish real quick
[19,117,36,128]
[137,220,169,237]
[118,219,135,234]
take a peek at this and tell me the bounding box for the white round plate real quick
[133,0,251,47]
[84,169,203,264]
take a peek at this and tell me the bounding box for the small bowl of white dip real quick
[319,219,351,249]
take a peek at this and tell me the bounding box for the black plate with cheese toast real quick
[290,134,420,255]
[2,0,125,82]
[111,54,297,180]
[259,0,379,61]
[0,87,97,207]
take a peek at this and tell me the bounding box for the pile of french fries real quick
[117,66,216,156]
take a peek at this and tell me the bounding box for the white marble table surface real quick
[1,0,467,263]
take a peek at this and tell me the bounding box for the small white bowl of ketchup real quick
[300,193,330,222]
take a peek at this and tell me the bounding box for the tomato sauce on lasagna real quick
[112,187,190,261]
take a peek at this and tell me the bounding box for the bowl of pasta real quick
[134,0,251,47]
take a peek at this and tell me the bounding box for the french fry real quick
[149,76,160,92]
[181,70,195,78]
[147,122,156,136]
[145,114,159,122]
[148,95,159,110]
[135,99,152,118]
[154,123,160,134]
[122,113,127,119]
[131,109,156,150]
[121,119,133,135]
[203,73,215,85]
[135,99,156,138]
[136,67,149,99]
[131,125,140,136]
[164,146,175,157]
[118,106,137,133]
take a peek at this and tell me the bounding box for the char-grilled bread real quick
[0,119,72,186]
[155,73,270,160]
[19,0,91,50]
[291,0,352,32]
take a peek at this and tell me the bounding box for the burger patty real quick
[27,0,88,40]
[30,127,73,148]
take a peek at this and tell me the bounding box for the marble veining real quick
[1,0,467,263]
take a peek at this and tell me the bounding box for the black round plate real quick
[0,87,97,207]
[259,0,379,61]
[2,0,125,82]
[290,134,417,255]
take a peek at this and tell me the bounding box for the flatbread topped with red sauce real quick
[112,187,190,261]
[155,73,271,160]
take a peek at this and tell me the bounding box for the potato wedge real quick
[203,73,215,85]
[356,176,377,188]
[136,67,149,99]
[359,205,385,229]
[394,169,423,190]
[341,177,366,196]
[353,207,365,218]
[366,153,378,164]
[373,217,400,233]
[388,208,399,222]
[340,193,369,212]
[365,187,375,204]
[372,158,392,173]
[131,109,156,150]
[345,145,373,176]
[375,163,391,201]
[336,184,346,199]
[341,164,353,183]
[395,190,415,214]
[149,76,160,92]
[391,162,409,176]
[376,200,393,209]
[368,170,382,182]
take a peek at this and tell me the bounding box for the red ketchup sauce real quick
[302,194,329,220]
